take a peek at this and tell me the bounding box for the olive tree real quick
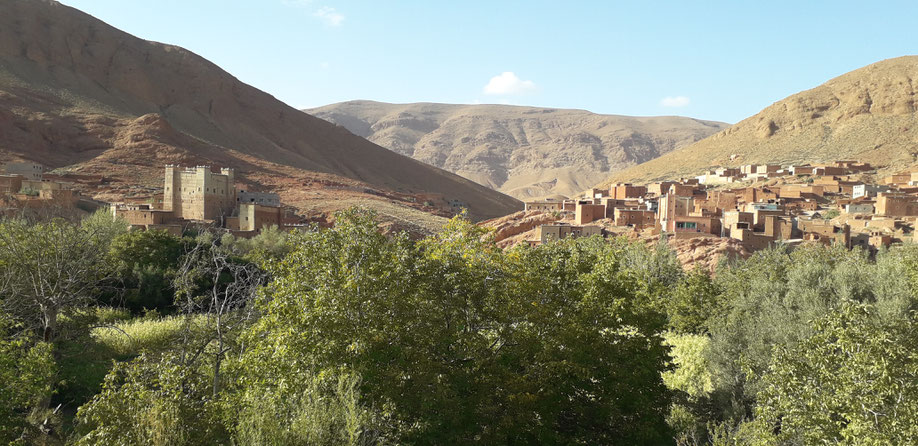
[751,301,918,444]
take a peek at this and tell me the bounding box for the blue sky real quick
[59,0,918,123]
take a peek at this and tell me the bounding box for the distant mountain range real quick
[603,56,918,185]
[308,101,727,199]
[0,0,520,223]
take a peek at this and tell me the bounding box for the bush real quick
[0,319,57,444]
[232,370,387,446]
[74,354,229,446]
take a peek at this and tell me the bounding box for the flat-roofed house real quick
[3,162,43,181]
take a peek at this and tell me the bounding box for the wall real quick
[537,224,602,244]
[672,216,721,235]
[117,208,174,226]
[524,201,564,211]
[610,185,647,200]
[0,175,23,194]
[239,203,283,232]
[613,209,655,229]
[575,203,605,225]
[238,190,281,206]
[730,226,775,251]
[876,194,918,217]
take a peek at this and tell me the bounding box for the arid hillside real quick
[0,0,521,223]
[308,101,727,199]
[603,56,918,185]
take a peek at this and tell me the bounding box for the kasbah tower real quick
[163,165,236,222]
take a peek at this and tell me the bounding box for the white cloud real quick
[483,72,537,95]
[661,96,691,107]
[313,6,345,26]
[319,61,330,69]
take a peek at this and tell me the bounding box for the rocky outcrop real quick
[661,235,751,272]
[480,210,563,246]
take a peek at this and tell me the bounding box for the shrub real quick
[232,370,387,446]
[74,354,229,446]
[0,323,56,444]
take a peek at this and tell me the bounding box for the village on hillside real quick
[499,160,918,263]
[5,158,918,261]
[0,162,477,237]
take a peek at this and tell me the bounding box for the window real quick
[676,221,697,230]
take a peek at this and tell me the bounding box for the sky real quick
[58,0,918,124]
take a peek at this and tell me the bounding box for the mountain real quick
[0,0,521,223]
[307,101,727,199]
[603,56,918,185]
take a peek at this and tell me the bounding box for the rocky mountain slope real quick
[307,101,727,199]
[0,0,521,222]
[603,56,918,185]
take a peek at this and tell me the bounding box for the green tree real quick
[666,269,722,334]
[500,236,673,444]
[871,244,918,320]
[108,229,184,313]
[705,244,867,421]
[173,235,266,397]
[81,209,129,252]
[0,218,110,342]
[219,225,294,265]
[241,209,674,444]
[751,301,918,445]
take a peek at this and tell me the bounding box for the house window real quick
[676,221,697,230]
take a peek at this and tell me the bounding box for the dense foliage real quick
[241,213,675,444]
[0,209,916,445]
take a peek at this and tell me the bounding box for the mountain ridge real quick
[307,101,728,199]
